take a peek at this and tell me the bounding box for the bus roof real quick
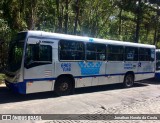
[23,30,155,49]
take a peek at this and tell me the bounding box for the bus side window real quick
[139,48,152,61]
[86,43,106,61]
[59,40,85,61]
[125,47,138,61]
[96,44,106,61]
[86,43,96,60]
[107,45,124,61]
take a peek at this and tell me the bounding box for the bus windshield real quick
[8,32,27,72]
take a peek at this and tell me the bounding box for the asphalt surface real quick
[0,78,160,123]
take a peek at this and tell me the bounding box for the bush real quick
[0,74,4,85]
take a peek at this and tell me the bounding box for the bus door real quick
[105,45,124,84]
[83,42,106,86]
[24,38,54,93]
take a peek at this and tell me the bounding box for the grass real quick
[0,74,5,85]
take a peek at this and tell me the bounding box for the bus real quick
[5,31,156,96]
[155,49,160,79]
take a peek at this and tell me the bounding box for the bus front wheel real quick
[54,77,74,96]
[123,74,134,88]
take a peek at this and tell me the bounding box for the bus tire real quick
[54,77,73,96]
[123,74,134,88]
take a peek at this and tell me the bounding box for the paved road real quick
[0,79,160,123]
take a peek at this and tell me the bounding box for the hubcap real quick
[60,82,68,91]
[126,76,133,86]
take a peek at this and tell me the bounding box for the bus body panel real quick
[26,80,55,94]
[24,64,55,93]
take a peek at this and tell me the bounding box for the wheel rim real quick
[60,82,69,92]
[55,77,73,96]
[125,75,133,87]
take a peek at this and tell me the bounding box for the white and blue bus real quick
[155,49,160,79]
[5,31,156,95]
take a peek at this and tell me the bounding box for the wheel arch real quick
[124,71,135,81]
[55,74,75,88]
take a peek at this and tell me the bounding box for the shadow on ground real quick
[0,81,150,104]
[140,77,160,85]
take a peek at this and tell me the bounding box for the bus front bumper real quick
[5,80,26,94]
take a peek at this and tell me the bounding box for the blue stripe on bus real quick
[24,77,56,82]
[136,72,154,74]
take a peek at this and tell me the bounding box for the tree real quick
[0,0,160,72]
[135,0,142,43]
[74,0,79,35]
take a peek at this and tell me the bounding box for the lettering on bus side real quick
[124,63,136,69]
[42,41,54,44]
[61,63,71,72]
[138,62,141,67]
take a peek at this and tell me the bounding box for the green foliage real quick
[0,74,4,84]
[0,0,160,71]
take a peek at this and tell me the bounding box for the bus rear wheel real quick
[54,77,73,96]
[123,74,134,88]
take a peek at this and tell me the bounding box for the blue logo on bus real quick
[89,38,94,42]
[61,63,71,72]
[138,62,141,67]
[78,62,102,75]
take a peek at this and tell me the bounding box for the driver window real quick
[25,44,52,68]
